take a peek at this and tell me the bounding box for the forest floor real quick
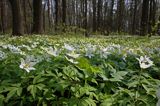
[0,35,160,105]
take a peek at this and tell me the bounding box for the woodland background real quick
[0,0,160,36]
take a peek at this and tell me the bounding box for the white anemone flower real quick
[8,45,22,54]
[99,47,111,58]
[136,55,154,69]
[0,51,6,60]
[85,44,96,58]
[22,45,32,51]
[65,56,78,64]
[19,56,38,73]
[64,43,75,51]
[45,47,60,57]
[66,51,80,58]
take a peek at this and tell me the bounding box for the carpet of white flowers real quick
[0,35,160,106]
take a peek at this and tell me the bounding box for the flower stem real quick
[135,68,143,105]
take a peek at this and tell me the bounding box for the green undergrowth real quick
[0,35,160,106]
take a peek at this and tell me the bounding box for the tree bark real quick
[117,0,125,33]
[9,0,24,36]
[109,0,115,32]
[1,0,8,33]
[132,0,137,34]
[62,0,66,25]
[148,0,156,35]
[92,0,96,32]
[84,0,88,37]
[47,0,51,28]
[55,0,60,31]
[22,0,28,34]
[32,0,43,34]
[97,0,102,31]
[140,0,149,36]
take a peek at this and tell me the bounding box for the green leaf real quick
[127,80,139,88]
[80,97,96,106]
[142,84,156,98]
[33,75,46,84]
[110,71,128,82]
[27,85,37,99]
[5,88,17,102]
[36,84,46,90]
[16,87,22,96]
[76,57,100,73]
[0,95,4,106]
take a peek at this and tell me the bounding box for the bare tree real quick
[140,0,149,36]
[9,0,24,36]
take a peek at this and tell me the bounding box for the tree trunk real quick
[132,0,137,34]
[47,0,51,28]
[140,0,149,36]
[62,0,66,32]
[92,0,96,32]
[32,0,43,34]
[9,0,24,36]
[117,0,125,33]
[22,0,28,34]
[62,0,66,25]
[84,0,88,37]
[97,0,102,31]
[148,0,156,35]
[55,0,60,31]
[1,0,8,33]
[109,0,115,32]
[43,2,46,32]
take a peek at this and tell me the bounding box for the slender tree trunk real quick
[32,0,43,34]
[22,0,28,34]
[62,0,66,25]
[9,0,24,36]
[84,0,88,37]
[62,0,66,32]
[47,0,51,28]
[117,0,125,33]
[97,0,102,31]
[55,0,59,31]
[132,0,137,34]
[109,0,115,32]
[148,0,156,35]
[92,0,96,32]
[140,0,149,36]
[1,0,8,33]
[43,2,46,32]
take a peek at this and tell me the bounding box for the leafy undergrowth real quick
[0,35,160,106]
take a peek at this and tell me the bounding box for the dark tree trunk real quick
[9,0,24,36]
[140,0,149,36]
[32,0,43,34]
[109,0,115,32]
[55,0,60,31]
[62,0,66,32]
[148,0,156,35]
[47,0,51,28]
[43,2,46,32]
[117,0,125,33]
[84,0,89,37]
[22,0,28,34]
[92,0,96,32]
[62,0,66,25]
[97,0,102,31]
[132,0,137,35]
[1,0,7,33]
